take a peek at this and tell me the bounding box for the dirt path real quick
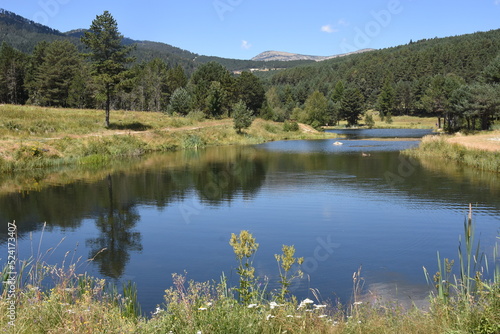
[298,123,318,133]
[446,131,500,152]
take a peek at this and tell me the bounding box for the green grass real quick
[0,105,335,174]
[325,114,437,130]
[1,212,498,333]
[404,135,500,173]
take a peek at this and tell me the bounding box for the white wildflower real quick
[269,301,281,309]
[266,314,275,321]
[298,298,314,309]
[153,307,162,315]
[314,304,327,309]
[247,303,258,308]
[198,307,207,311]
[353,301,363,305]
[318,314,328,318]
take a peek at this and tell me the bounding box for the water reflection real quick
[327,128,435,139]
[0,137,498,314]
[86,175,143,278]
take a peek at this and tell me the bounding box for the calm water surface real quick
[1,129,499,314]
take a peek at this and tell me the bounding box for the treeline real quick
[265,29,500,131]
[1,7,499,132]
[0,40,266,117]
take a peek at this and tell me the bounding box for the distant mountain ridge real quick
[0,8,315,74]
[252,49,374,62]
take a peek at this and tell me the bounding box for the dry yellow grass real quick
[446,131,500,152]
[0,104,334,173]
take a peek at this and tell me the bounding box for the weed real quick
[275,245,304,302]
[181,134,205,150]
[229,230,259,304]
[283,120,299,132]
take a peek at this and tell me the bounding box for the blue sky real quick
[2,0,500,59]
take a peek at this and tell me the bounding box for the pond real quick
[1,129,499,314]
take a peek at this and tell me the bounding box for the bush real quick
[233,101,253,133]
[283,121,299,132]
[364,113,375,128]
[181,134,205,150]
[385,112,393,124]
[186,110,205,122]
[167,87,192,116]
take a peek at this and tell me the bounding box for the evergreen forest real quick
[0,8,499,132]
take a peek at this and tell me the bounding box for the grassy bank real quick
[1,212,499,334]
[404,133,500,173]
[324,114,437,130]
[0,105,334,173]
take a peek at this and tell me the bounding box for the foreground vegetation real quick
[0,104,334,174]
[1,210,499,333]
[405,132,500,173]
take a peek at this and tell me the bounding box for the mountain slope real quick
[252,49,374,62]
[0,9,314,74]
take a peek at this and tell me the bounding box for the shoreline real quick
[0,105,335,175]
[404,131,500,173]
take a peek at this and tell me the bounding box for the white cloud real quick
[321,24,338,33]
[241,40,252,50]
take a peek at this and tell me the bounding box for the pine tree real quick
[81,11,135,127]
[36,40,82,107]
[482,55,500,84]
[377,75,395,118]
[166,64,188,96]
[143,58,169,112]
[25,41,48,105]
[206,81,227,118]
[167,87,191,115]
[234,71,265,115]
[189,62,233,114]
[341,86,364,127]
[0,42,27,104]
[331,80,345,103]
[233,100,253,133]
[304,90,328,127]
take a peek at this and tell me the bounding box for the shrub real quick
[283,121,299,132]
[167,87,192,116]
[364,113,375,128]
[233,101,253,134]
[186,110,205,122]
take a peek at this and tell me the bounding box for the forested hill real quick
[270,28,500,106]
[0,9,313,73]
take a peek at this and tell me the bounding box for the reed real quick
[405,135,500,173]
